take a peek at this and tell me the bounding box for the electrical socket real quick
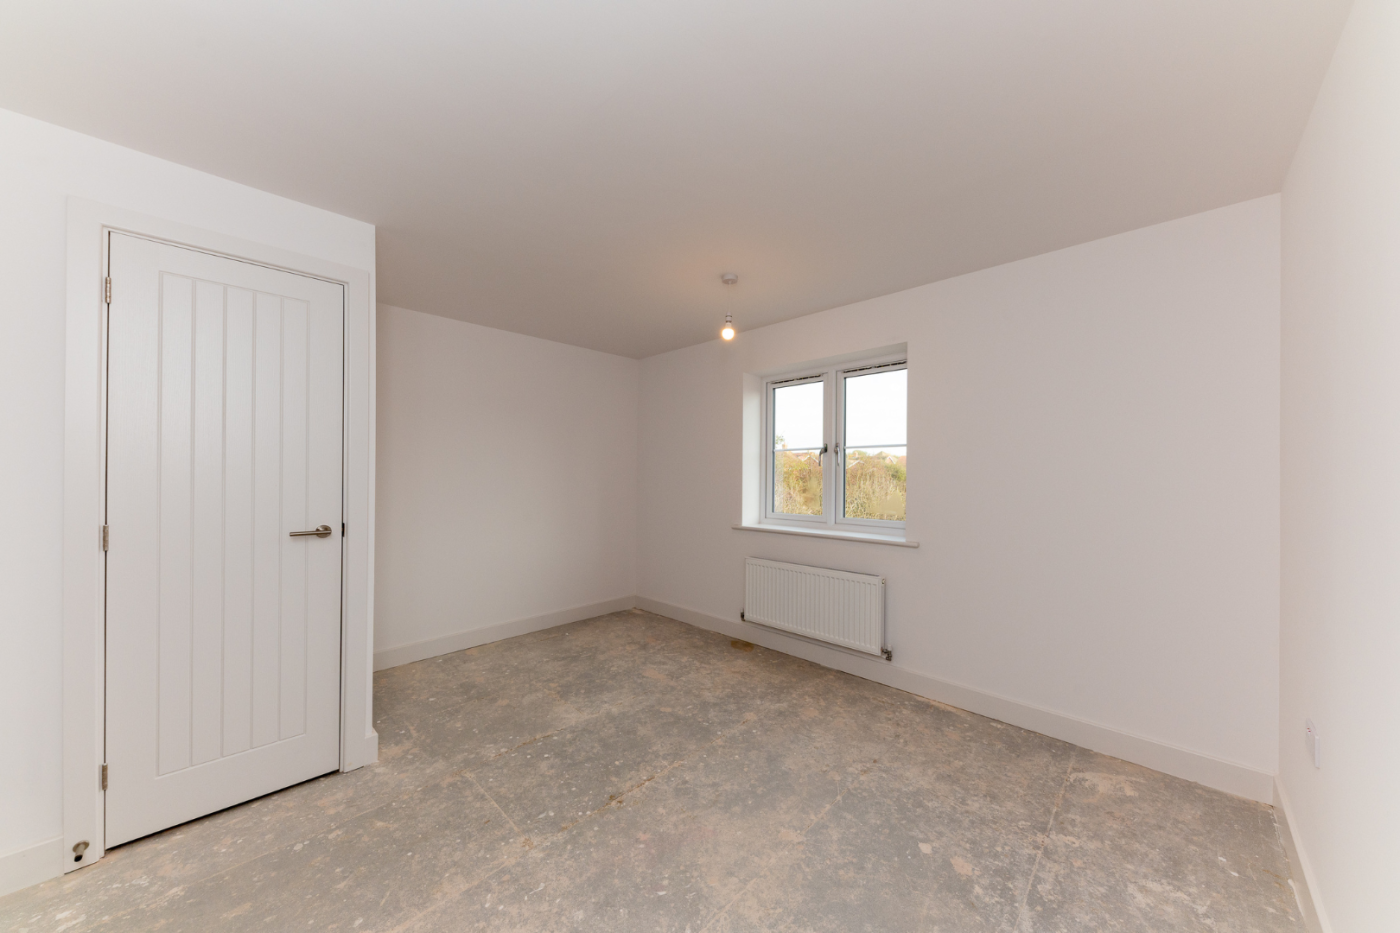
[1305,719,1321,769]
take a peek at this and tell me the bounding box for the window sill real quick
[732,523,919,548]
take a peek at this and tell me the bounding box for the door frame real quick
[62,198,378,872]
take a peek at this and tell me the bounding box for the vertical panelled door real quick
[104,233,345,846]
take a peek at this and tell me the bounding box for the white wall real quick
[0,108,374,889]
[639,197,1282,797]
[1279,1,1400,929]
[373,305,639,666]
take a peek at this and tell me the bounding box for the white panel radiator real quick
[743,558,888,658]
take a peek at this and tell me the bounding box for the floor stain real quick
[0,610,1305,933]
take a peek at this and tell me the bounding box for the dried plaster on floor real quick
[1,610,1305,932]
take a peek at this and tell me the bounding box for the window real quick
[764,356,907,534]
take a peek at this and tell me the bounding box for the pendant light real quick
[720,272,738,340]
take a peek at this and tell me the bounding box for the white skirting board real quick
[637,596,1276,804]
[0,836,63,899]
[373,596,638,671]
[1273,777,1331,933]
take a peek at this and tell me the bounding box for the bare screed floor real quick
[3,610,1304,932]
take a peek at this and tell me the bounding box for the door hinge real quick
[100,763,108,791]
[101,524,109,551]
[104,276,112,304]
[342,522,346,537]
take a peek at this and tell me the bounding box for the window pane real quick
[772,381,824,515]
[843,369,906,521]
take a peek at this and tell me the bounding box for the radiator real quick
[743,558,888,658]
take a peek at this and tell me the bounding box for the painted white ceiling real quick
[0,1,1350,357]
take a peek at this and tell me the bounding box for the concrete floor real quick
[4,609,1303,932]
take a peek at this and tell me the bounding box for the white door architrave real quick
[62,198,377,872]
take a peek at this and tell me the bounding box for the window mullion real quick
[825,370,837,524]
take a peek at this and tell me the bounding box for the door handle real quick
[290,525,334,538]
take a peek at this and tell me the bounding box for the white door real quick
[105,233,345,846]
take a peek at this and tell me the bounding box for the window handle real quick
[818,443,829,466]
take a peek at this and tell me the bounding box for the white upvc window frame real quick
[761,354,907,536]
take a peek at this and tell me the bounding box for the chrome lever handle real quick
[290,525,333,538]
